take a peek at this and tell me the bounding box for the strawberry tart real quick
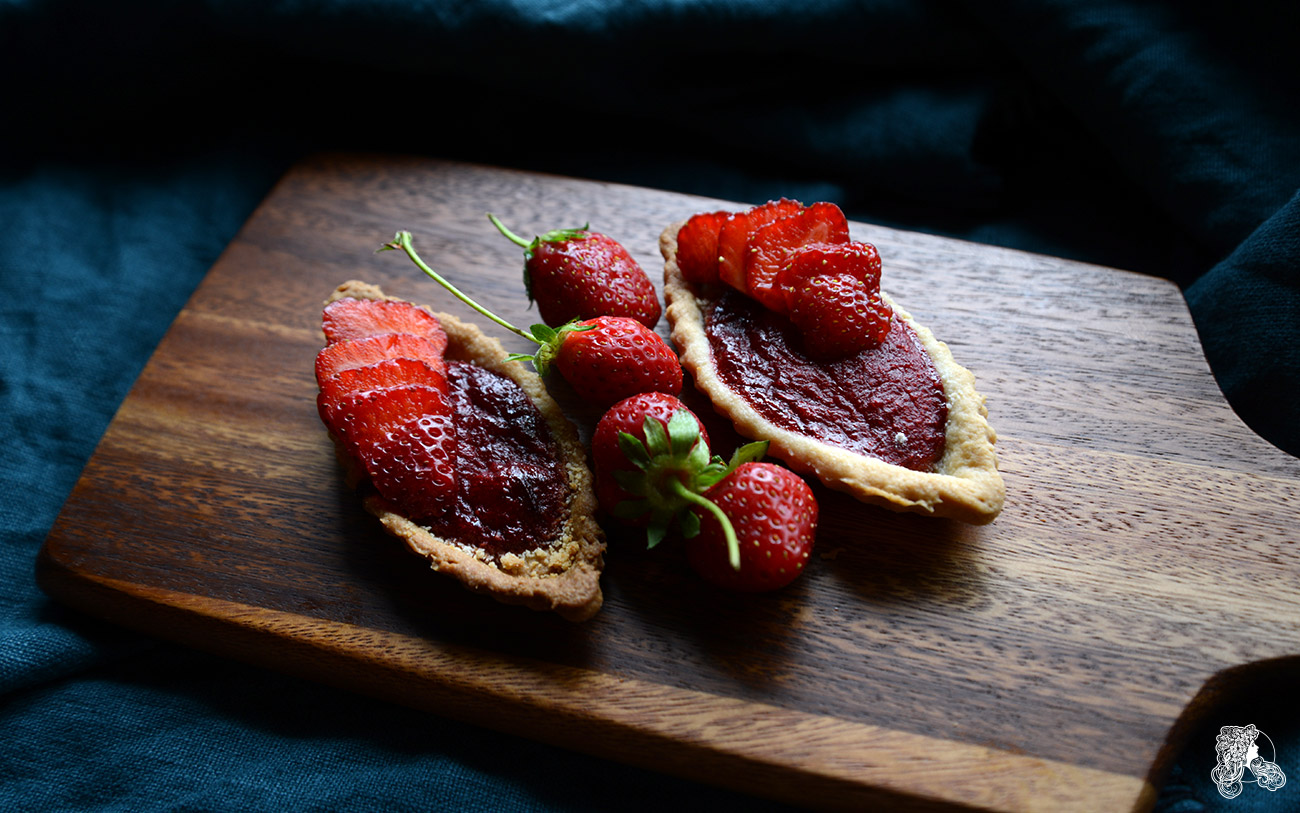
[314,281,605,620]
[661,201,1005,525]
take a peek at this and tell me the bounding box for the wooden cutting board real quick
[40,153,1300,812]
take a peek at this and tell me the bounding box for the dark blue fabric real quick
[2,1,1296,811]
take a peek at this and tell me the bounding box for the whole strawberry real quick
[549,317,682,406]
[381,231,681,407]
[595,396,818,591]
[594,395,769,550]
[489,214,661,329]
[591,392,711,517]
[686,462,819,592]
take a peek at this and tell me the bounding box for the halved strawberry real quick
[316,357,447,426]
[774,240,892,358]
[716,198,803,292]
[775,240,882,308]
[742,201,850,312]
[314,333,446,386]
[787,272,893,358]
[675,210,729,285]
[331,384,457,521]
[322,297,448,353]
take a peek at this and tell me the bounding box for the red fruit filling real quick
[705,291,948,471]
[429,362,569,557]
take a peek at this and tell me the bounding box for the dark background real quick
[2,1,1296,811]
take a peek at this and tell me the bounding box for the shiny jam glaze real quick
[427,362,569,558]
[705,291,948,471]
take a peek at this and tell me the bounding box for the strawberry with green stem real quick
[687,461,819,592]
[598,396,767,566]
[487,214,661,329]
[380,231,682,407]
[595,394,818,590]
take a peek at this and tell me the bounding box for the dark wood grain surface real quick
[39,153,1300,812]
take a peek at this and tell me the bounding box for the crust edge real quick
[324,281,606,621]
[660,223,1005,525]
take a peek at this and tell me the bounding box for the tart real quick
[317,281,605,620]
[661,223,1005,525]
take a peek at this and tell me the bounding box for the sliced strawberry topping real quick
[675,210,729,285]
[773,240,892,358]
[787,273,893,358]
[742,202,850,312]
[314,333,447,386]
[775,240,881,309]
[322,297,448,353]
[332,384,457,521]
[316,356,447,426]
[716,198,803,292]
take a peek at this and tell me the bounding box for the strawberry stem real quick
[486,213,532,249]
[667,479,741,570]
[380,230,594,378]
[380,231,536,343]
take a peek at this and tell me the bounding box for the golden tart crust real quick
[324,281,605,620]
[660,224,1005,525]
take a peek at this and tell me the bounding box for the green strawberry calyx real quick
[510,321,596,377]
[613,410,767,569]
[378,230,592,377]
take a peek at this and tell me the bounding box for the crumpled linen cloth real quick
[2,2,1296,811]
